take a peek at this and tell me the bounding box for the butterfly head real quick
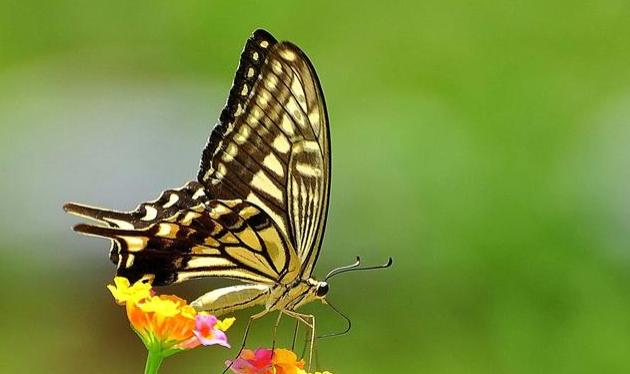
[315,281,329,298]
[304,278,329,302]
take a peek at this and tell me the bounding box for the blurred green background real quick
[2,1,630,373]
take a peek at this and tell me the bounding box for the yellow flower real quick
[107,276,151,304]
[138,295,181,318]
[180,305,197,319]
[215,317,236,331]
[126,295,195,351]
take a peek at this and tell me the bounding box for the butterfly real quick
[64,29,391,367]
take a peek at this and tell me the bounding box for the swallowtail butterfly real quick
[64,29,391,367]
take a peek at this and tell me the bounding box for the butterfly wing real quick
[64,29,329,286]
[65,191,298,286]
[64,181,208,231]
[199,29,331,279]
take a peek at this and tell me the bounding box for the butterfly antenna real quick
[324,256,361,280]
[317,299,352,339]
[325,257,393,281]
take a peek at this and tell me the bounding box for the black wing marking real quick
[199,29,278,187]
[64,181,208,230]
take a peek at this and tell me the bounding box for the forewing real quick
[198,30,331,278]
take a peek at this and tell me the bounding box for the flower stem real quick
[144,349,164,374]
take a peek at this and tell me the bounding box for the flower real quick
[107,277,234,356]
[126,294,199,353]
[107,276,152,304]
[216,316,236,331]
[227,348,274,374]
[271,349,304,374]
[193,314,230,348]
[226,348,332,374]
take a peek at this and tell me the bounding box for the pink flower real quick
[193,314,232,348]
[227,348,272,374]
[227,348,305,374]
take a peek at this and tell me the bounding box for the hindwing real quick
[65,195,299,286]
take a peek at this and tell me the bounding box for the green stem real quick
[144,349,164,374]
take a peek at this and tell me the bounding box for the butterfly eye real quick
[316,282,329,297]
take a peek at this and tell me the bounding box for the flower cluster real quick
[107,278,333,374]
[108,277,234,357]
[227,348,332,374]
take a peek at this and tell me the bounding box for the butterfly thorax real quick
[266,278,328,312]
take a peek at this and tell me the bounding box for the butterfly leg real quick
[283,310,316,370]
[291,319,300,351]
[270,312,283,363]
[305,314,316,370]
[223,309,268,374]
